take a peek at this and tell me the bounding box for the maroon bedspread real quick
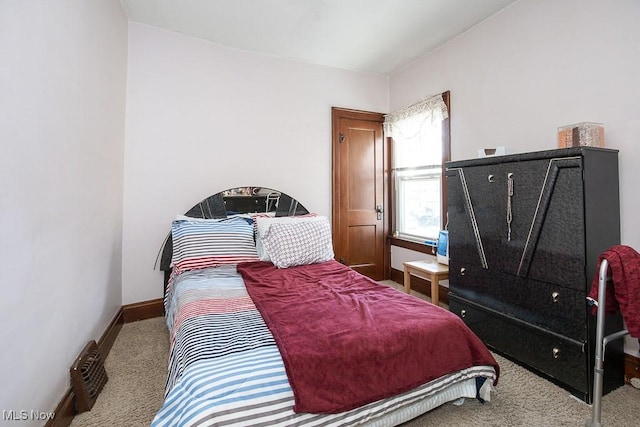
[237,260,499,414]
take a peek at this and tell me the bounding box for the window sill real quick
[389,236,436,255]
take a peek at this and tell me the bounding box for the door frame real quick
[331,107,390,279]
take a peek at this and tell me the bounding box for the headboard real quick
[157,186,310,289]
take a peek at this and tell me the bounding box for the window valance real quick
[383,93,449,138]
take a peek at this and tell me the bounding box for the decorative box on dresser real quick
[445,146,625,403]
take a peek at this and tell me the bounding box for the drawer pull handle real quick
[552,348,560,359]
[460,268,466,276]
[552,292,559,303]
[488,174,494,182]
[460,310,466,318]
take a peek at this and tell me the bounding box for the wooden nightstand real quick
[403,259,449,306]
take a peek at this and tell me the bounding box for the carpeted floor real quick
[71,283,639,427]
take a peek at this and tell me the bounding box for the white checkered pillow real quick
[261,217,334,268]
[254,214,318,261]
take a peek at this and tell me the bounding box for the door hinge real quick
[339,133,345,143]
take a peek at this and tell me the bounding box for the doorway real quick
[331,107,388,280]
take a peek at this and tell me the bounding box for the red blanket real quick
[237,260,499,414]
[589,245,640,338]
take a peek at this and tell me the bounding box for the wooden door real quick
[332,107,388,280]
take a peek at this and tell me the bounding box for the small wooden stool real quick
[403,259,449,306]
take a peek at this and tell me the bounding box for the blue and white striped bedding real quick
[152,266,496,427]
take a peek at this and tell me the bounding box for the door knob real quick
[376,205,383,220]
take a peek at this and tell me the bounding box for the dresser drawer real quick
[449,265,587,339]
[450,294,588,397]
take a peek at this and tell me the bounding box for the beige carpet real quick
[71,284,639,427]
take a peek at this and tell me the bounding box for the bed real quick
[152,187,499,427]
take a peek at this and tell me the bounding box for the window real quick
[384,92,450,245]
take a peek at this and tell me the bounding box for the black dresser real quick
[445,147,625,403]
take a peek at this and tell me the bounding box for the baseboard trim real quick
[625,353,640,385]
[45,298,164,427]
[123,298,164,322]
[46,389,74,427]
[390,267,449,305]
[46,299,166,427]
[98,308,125,357]
[45,308,124,427]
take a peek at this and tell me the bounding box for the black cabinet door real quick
[447,159,551,276]
[447,164,498,271]
[448,156,585,289]
[522,157,586,290]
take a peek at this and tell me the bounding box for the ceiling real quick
[121,0,518,76]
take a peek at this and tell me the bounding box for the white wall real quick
[0,0,127,422]
[3,0,637,417]
[389,0,640,356]
[122,23,388,304]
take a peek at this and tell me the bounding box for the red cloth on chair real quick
[589,245,640,338]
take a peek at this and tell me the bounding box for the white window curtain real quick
[383,94,448,139]
[385,93,449,241]
[384,94,448,168]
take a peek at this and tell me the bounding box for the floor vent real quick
[70,340,108,413]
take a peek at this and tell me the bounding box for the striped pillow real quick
[171,216,259,273]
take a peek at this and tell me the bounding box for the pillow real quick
[261,217,334,268]
[254,214,319,261]
[175,214,254,225]
[171,216,258,273]
[175,214,220,222]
